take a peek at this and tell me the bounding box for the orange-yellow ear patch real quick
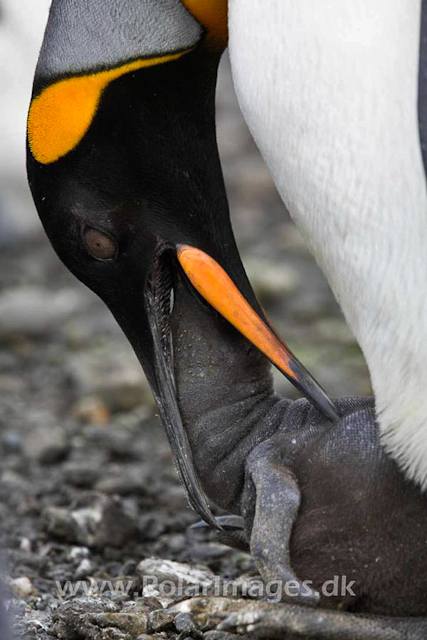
[28,50,189,165]
[181,0,228,49]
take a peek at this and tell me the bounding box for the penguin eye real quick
[84,228,117,261]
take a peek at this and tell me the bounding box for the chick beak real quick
[177,245,339,423]
[143,244,337,531]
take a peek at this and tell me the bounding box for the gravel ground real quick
[0,58,370,639]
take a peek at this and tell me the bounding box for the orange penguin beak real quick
[178,245,339,422]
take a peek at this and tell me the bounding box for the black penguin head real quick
[27,0,337,528]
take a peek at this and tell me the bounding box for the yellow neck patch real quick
[181,0,228,49]
[28,50,189,165]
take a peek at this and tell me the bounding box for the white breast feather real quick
[229,0,427,488]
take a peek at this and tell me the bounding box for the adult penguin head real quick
[27,0,337,527]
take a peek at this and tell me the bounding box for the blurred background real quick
[0,2,371,636]
[0,0,51,241]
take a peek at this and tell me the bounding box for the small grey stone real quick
[10,576,34,597]
[74,558,93,579]
[174,612,196,633]
[121,560,137,576]
[155,534,186,555]
[203,632,250,640]
[2,430,22,454]
[52,598,151,639]
[24,426,68,465]
[42,493,137,548]
[84,426,138,459]
[95,467,149,496]
[149,609,175,632]
[138,559,215,590]
[19,537,32,553]
[62,461,100,488]
[138,513,167,540]
[0,469,32,494]
[169,598,253,632]
[74,395,111,424]
[42,506,78,541]
[100,630,131,640]
[68,546,89,561]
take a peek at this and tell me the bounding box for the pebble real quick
[19,538,32,553]
[121,560,137,576]
[62,461,100,488]
[138,558,215,585]
[138,559,216,608]
[68,546,89,561]
[149,609,175,632]
[73,395,111,424]
[42,494,137,548]
[1,469,32,494]
[10,576,34,597]
[203,632,250,640]
[152,534,188,558]
[52,598,121,637]
[74,558,93,579]
[1,430,22,454]
[174,612,197,633]
[24,425,68,465]
[95,467,150,496]
[170,598,256,633]
[182,543,232,564]
[84,425,143,460]
[138,513,167,540]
